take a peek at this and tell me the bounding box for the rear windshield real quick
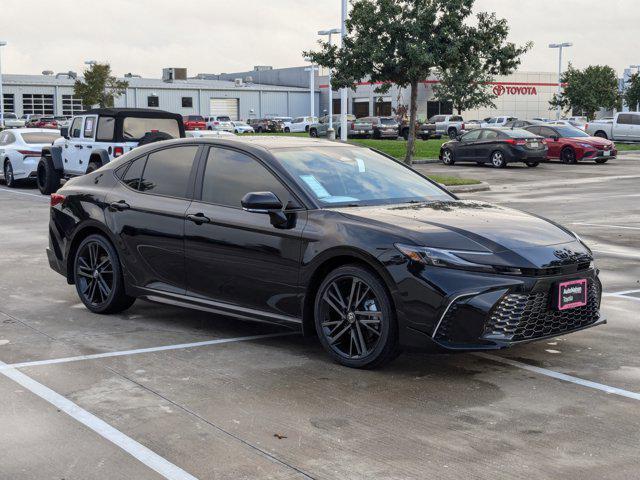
[22,132,61,144]
[122,118,181,140]
[506,129,539,138]
[187,116,204,121]
[380,118,397,125]
[216,116,231,122]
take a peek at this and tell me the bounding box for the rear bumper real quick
[507,146,548,162]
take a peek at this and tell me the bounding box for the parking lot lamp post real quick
[631,65,640,111]
[0,41,6,129]
[304,65,319,118]
[318,28,341,137]
[340,0,348,142]
[549,42,572,119]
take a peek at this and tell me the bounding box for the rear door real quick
[106,145,201,294]
[476,129,501,159]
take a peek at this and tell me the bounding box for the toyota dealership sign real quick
[492,84,538,96]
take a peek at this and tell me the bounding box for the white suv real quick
[289,116,318,133]
[205,115,234,132]
[37,108,185,194]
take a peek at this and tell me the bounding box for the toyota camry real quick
[47,137,604,368]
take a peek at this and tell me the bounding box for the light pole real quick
[0,41,7,129]
[304,64,319,118]
[84,60,97,66]
[630,64,640,111]
[549,42,572,120]
[318,28,341,138]
[340,0,348,142]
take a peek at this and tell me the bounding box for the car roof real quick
[81,108,182,120]
[10,128,61,134]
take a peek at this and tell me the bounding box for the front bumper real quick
[581,148,617,160]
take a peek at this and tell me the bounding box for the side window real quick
[70,118,83,138]
[83,117,96,139]
[139,146,199,198]
[96,117,115,142]
[120,156,147,190]
[5,133,16,144]
[618,114,632,125]
[481,130,499,140]
[633,115,640,126]
[201,148,291,208]
[461,130,482,141]
[539,127,557,138]
[526,126,541,136]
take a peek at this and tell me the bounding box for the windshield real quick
[379,118,397,125]
[217,116,231,122]
[122,118,181,140]
[22,132,61,144]
[556,126,589,138]
[273,147,452,207]
[187,116,204,121]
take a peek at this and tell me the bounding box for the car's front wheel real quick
[560,147,577,164]
[74,234,135,314]
[309,129,318,138]
[595,158,609,164]
[36,156,60,194]
[441,148,455,165]
[525,161,539,168]
[4,160,17,188]
[314,265,399,369]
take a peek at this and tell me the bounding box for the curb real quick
[440,181,490,193]
[412,158,440,164]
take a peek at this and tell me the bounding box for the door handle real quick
[109,200,130,211]
[186,213,211,225]
[75,145,83,149]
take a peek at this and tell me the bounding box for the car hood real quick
[571,136,613,147]
[335,200,591,269]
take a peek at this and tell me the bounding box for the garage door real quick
[210,98,239,120]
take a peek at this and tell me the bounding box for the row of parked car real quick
[1,113,73,130]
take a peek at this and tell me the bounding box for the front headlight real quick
[394,244,521,275]
[578,143,593,148]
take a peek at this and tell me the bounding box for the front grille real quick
[483,281,601,342]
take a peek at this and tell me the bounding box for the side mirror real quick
[242,191,294,229]
[60,127,69,139]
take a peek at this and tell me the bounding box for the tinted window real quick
[526,126,542,136]
[554,126,588,138]
[506,129,539,138]
[461,130,482,141]
[96,117,116,141]
[634,115,640,126]
[481,130,500,140]
[539,127,557,138]
[216,116,231,122]
[202,148,291,208]
[618,114,633,125]
[121,156,146,190]
[122,118,181,140]
[22,132,60,144]
[187,115,204,121]
[70,118,83,138]
[83,117,96,138]
[139,146,198,198]
[450,116,463,122]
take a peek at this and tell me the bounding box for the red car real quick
[524,124,616,164]
[183,115,206,131]
[31,117,59,129]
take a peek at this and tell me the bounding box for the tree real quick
[433,13,531,115]
[74,63,128,109]
[549,64,620,120]
[304,0,529,164]
[624,73,640,111]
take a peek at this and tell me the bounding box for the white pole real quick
[309,66,315,118]
[340,0,348,141]
[0,42,5,129]
[557,46,563,120]
[328,32,333,130]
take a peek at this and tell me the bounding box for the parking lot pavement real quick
[1,156,640,480]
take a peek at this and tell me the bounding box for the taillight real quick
[18,150,41,157]
[50,193,65,207]
[213,121,219,125]
[504,139,527,145]
[113,146,124,157]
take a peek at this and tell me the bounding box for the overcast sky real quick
[1,0,638,78]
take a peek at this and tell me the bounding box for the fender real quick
[43,146,64,171]
[88,149,111,167]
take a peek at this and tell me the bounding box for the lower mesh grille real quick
[483,281,601,341]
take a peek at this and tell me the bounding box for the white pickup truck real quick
[430,115,466,139]
[585,112,640,141]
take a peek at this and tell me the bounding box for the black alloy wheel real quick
[74,235,135,314]
[595,158,609,164]
[4,161,16,188]
[561,147,577,164]
[314,265,398,368]
[525,161,539,168]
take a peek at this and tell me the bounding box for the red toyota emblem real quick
[493,84,506,96]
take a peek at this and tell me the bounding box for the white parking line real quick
[591,248,640,259]
[571,222,640,231]
[0,359,199,480]
[603,289,640,303]
[0,187,48,199]
[475,353,640,402]
[0,332,296,372]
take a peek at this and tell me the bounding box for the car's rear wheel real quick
[4,160,17,188]
[448,128,457,139]
[491,150,507,168]
[441,148,455,165]
[314,265,399,369]
[86,160,101,174]
[284,127,290,133]
[74,234,135,314]
[594,131,608,139]
[309,128,318,138]
[525,161,539,167]
[36,156,60,194]
[595,158,609,164]
[560,147,577,164]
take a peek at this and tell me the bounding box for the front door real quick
[539,126,562,158]
[456,130,482,160]
[184,146,307,319]
[63,116,84,174]
[106,145,201,294]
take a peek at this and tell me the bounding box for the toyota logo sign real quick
[493,84,537,96]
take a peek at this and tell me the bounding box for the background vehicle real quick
[430,115,466,139]
[548,119,586,131]
[247,118,285,133]
[524,124,617,164]
[230,121,254,134]
[415,121,440,140]
[186,130,236,138]
[269,116,293,132]
[289,116,317,133]
[0,128,61,187]
[2,113,26,129]
[481,116,517,128]
[47,136,602,369]
[504,119,543,128]
[439,127,546,168]
[31,117,59,129]
[25,115,45,127]
[54,116,72,129]
[584,112,640,141]
[37,108,185,194]
[308,114,364,138]
[360,116,399,139]
[205,115,234,132]
[183,115,206,131]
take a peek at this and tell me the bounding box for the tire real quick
[36,156,60,194]
[284,127,290,133]
[560,147,577,164]
[594,131,608,139]
[373,130,381,140]
[441,148,455,165]
[137,131,174,146]
[256,127,263,133]
[314,265,399,369]
[525,161,539,168]
[448,128,457,139]
[86,160,101,174]
[595,158,609,164]
[309,128,318,138]
[490,150,507,168]
[4,160,17,188]
[73,234,135,314]
[207,126,213,131]
[234,129,239,134]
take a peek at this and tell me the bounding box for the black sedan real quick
[47,137,603,368]
[439,128,547,167]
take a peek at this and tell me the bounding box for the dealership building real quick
[1,65,560,121]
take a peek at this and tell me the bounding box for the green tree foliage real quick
[433,12,531,115]
[624,73,640,111]
[549,64,620,120]
[304,0,529,164]
[74,63,128,108]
